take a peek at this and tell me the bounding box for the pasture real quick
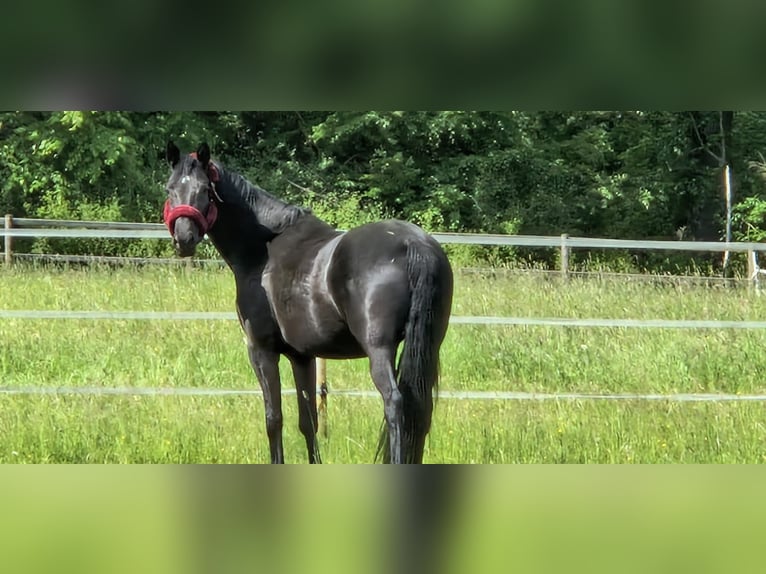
[2,264,766,463]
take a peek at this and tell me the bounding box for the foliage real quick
[5,111,766,268]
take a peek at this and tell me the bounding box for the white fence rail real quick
[5,215,766,280]
[5,216,766,250]
[2,386,766,402]
[5,216,766,404]
[4,309,766,330]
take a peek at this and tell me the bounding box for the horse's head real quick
[164,141,220,257]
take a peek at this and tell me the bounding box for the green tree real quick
[5,110,766,267]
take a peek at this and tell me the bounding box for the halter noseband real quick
[163,152,221,236]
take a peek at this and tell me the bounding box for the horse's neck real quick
[207,169,304,272]
[206,218,268,275]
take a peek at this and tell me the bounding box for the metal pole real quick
[560,233,570,279]
[723,164,732,276]
[316,358,328,438]
[4,214,12,266]
[749,250,761,291]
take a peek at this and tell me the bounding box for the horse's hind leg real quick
[287,354,322,463]
[368,347,404,464]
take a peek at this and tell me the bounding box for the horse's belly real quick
[282,320,365,359]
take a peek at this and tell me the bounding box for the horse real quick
[162,141,454,463]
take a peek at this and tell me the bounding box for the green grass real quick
[1,396,765,464]
[2,264,766,463]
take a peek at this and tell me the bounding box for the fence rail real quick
[5,215,766,252]
[10,217,162,230]
[2,386,765,402]
[7,214,766,282]
[3,309,766,330]
[5,216,766,409]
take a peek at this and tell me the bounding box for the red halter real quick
[163,199,218,235]
[163,153,220,236]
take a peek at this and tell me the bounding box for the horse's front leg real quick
[288,354,322,463]
[247,346,284,463]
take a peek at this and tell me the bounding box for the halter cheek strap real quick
[163,153,221,236]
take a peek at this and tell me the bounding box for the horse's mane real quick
[218,164,309,234]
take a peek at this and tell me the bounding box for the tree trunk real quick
[686,111,734,245]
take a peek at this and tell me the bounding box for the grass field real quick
[2,264,766,463]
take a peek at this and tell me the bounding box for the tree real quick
[5,110,766,268]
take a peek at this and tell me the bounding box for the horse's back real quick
[260,216,450,357]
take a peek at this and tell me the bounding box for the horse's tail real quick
[378,238,453,463]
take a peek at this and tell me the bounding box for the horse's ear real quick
[166,141,181,168]
[197,142,211,168]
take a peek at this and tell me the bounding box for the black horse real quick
[163,142,453,463]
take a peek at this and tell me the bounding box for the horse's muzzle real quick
[173,217,202,257]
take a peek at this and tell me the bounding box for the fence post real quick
[560,233,569,279]
[748,250,759,290]
[316,358,328,438]
[4,214,12,266]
